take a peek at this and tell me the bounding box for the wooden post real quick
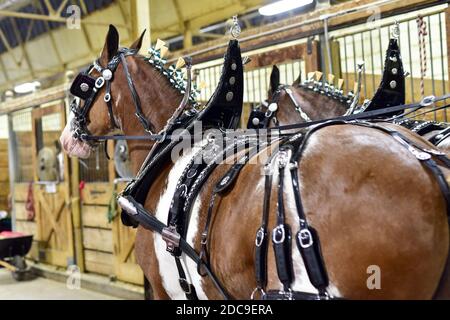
[130,0,151,53]
[7,113,16,231]
[183,21,193,49]
[445,7,450,120]
[305,40,320,74]
[70,155,84,271]
[63,71,85,271]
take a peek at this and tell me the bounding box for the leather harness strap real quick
[247,85,311,129]
[253,120,450,300]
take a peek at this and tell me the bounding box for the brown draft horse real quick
[263,65,349,126]
[60,26,449,299]
[265,66,450,299]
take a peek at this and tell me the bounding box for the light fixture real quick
[258,0,314,16]
[13,81,40,94]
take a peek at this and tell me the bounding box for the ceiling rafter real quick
[0,26,25,69]
[75,0,97,60]
[9,16,36,78]
[0,7,126,28]
[35,0,65,70]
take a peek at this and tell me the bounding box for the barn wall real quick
[193,3,449,125]
[0,139,9,212]
[80,182,114,276]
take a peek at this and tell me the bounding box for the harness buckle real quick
[95,77,105,89]
[162,225,181,254]
[408,146,431,161]
[255,227,265,247]
[251,287,265,300]
[420,95,435,107]
[277,150,290,169]
[200,232,208,245]
[178,278,192,295]
[272,225,285,244]
[298,228,313,248]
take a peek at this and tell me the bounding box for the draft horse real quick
[61,25,450,299]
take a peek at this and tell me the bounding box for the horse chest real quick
[152,148,209,300]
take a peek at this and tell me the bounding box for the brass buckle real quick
[162,225,181,253]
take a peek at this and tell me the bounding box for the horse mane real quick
[137,47,201,108]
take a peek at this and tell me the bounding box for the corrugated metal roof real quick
[0,0,114,54]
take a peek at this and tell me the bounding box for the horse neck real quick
[275,86,348,125]
[117,58,183,174]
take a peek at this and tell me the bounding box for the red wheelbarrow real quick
[0,231,33,281]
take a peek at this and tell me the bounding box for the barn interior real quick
[0,0,448,300]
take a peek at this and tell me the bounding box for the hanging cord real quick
[416,15,428,100]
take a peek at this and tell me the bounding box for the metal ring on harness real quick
[298,228,313,249]
[255,227,265,247]
[95,77,105,89]
[420,95,435,107]
[251,287,265,300]
[272,224,285,244]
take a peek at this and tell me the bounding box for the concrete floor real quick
[0,268,120,300]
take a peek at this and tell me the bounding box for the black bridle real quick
[69,47,156,146]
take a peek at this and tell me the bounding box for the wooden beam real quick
[35,1,66,70]
[172,0,185,34]
[130,0,151,53]
[10,17,36,79]
[195,32,224,39]
[0,28,21,66]
[0,9,126,28]
[0,84,67,115]
[444,6,450,121]
[55,0,69,17]
[184,21,193,49]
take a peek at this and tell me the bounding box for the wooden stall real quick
[79,142,143,285]
[31,103,74,267]
[190,1,449,124]
[10,108,39,260]
[0,85,143,287]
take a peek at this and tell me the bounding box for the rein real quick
[82,93,450,142]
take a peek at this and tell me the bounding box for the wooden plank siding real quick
[0,139,9,211]
[81,183,115,276]
[13,183,39,261]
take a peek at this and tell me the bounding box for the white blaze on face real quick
[59,112,92,159]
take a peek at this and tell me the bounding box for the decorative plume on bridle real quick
[300,71,353,106]
[146,39,201,108]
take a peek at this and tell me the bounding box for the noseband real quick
[69,47,156,146]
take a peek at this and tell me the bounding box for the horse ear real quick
[269,65,280,94]
[130,29,146,51]
[100,25,119,63]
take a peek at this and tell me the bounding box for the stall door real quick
[32,104,74,267]
[112,181,144,285]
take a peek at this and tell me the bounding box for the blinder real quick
[70,71,97,100]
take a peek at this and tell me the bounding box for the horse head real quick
[60,25,183,160]
[252,65,349,127]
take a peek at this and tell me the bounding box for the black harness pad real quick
[198,40,243,129]
[364,39,405,115]
[70,73,96,100]
[247,109,267,129]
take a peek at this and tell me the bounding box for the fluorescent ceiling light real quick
[14,81,40,94]
[258,0,314,16]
